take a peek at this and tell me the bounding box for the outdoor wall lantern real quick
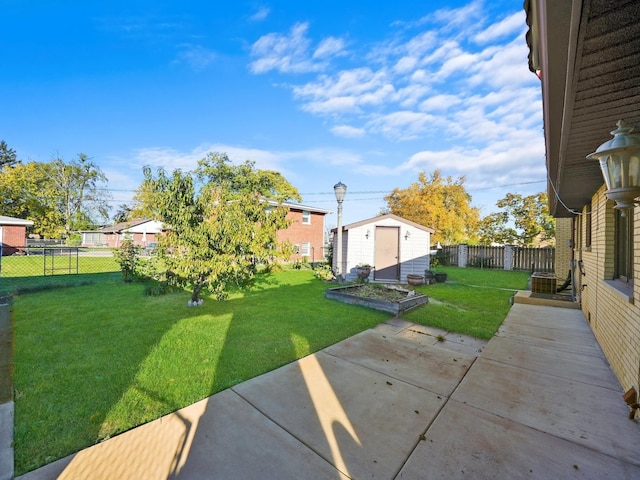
[365,229,370,239]
[587,120,640,211]
[405,230,411,240]
[334,181,347,282]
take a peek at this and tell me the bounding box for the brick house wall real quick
[573,185,640,395]
[277,208,326,263]
[103,232,159,249]
[1,225,28,255]
[554,218,573,279]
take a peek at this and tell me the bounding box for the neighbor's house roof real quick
[524,0,640,217]
[272,200,332,215]
[334,213,435,233]
[98,218,162,233]
[0,215,34,227]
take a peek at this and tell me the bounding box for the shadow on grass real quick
[13,270,389,476]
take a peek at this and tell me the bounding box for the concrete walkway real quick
[18,303,640,479]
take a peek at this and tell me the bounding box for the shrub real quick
[314,264,334,281]
[113,240,141,283]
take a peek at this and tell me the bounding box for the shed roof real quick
[339,213,435,233]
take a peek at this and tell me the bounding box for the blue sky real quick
[1,0,544,227]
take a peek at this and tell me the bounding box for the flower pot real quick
[406,274,424,286]
[434,272,448,283]
[356,267,372,280]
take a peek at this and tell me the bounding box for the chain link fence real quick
[0,246,121,296]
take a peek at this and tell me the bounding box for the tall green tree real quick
[146,152,301,303]
[384,170,480,245]
[479,192,555,246]
[50,154,111,237]
[0,140,18,170]
[113,204,133,223]
[129,176,161,220]
[0,155,110,238]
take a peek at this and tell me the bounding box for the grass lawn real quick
[12,269,389,474]
[0,254,119,295]
[12,266,530,474]
[405,266,531,339]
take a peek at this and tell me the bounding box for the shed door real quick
[374,226,400,281]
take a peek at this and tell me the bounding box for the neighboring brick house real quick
[84,202,330,262]
[81,219,164,249]
[525,1,640,406]
[0,215,33,255]
[276,202,331,263]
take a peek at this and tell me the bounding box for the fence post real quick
[0,302,14,480]
[458,244,468,268]
[504,245,514,271]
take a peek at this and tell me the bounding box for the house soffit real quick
[528,0,640,217]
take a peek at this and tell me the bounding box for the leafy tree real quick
[146,152,301,303]
[0,140,18,170]
[0,155,110,238]
[129,177,161,220]
[384,170,480,245]
[479,192,555,246]
[113,204,133,223]
[51,154,111,238]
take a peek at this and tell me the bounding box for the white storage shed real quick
[333,213,435,283]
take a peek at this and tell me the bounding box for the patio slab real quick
[481,335,620,390]
[398,400,640,479]
[502,302,592,332]
[233,348,449,480]
[18,390,348,480]
[452,357,640,466]
[324,329,475,396]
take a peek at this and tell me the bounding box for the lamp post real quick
[334,181,347,282]
[587,120,640,211]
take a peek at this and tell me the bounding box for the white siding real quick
[342,218,431,283]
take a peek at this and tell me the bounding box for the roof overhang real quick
[0,215,34,226]
[525,0,640,217]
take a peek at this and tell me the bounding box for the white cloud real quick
[249,23,346,74]
[366,111,438,141]
[249,23,316,74]
[331,125,366,138]
[238,1,544,203]
[473,11,525,44]
[313,37,347,59]
[419,94,461,112]
[174,44,217,70]
[431,1,484,30]
[249,6,270,22]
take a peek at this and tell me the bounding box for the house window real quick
[301,242,311,257]
[585,204,592,248]
[614,209,633,282]
[302,210,311,225]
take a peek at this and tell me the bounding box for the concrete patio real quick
[16,302,640,479]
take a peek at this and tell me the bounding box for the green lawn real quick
[406,267,531,339]
[12,266,530,475]
[0,254,119,295]
[12,269,389,474]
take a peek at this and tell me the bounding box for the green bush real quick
[113,240,141,282]
[314,263,334,281]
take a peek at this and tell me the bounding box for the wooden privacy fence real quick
[439,244,555,273]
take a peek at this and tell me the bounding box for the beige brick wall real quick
[554,217,573,278]
[576,185,640,394]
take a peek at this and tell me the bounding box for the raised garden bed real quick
[326,283,428,316]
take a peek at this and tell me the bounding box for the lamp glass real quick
[588,120,640,209]
[334,181,347,202]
